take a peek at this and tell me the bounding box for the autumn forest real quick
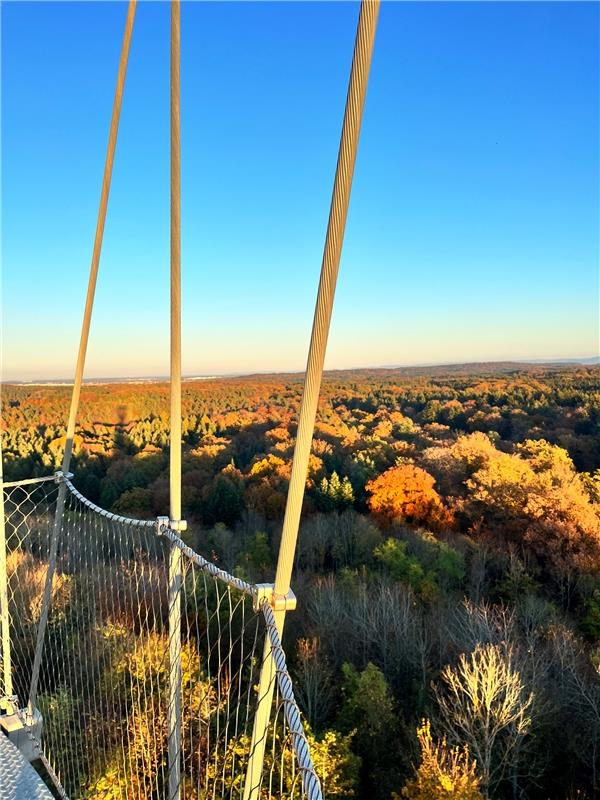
[3,363,600,799]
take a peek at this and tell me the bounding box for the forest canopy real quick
[2,363,600,799]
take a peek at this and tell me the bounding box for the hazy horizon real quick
[4,354,599,385]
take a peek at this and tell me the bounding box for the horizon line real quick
[3,355,599,385]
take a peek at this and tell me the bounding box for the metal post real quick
[0,438,14,713]
[168,547,182,800]
[28,478,66,715]
[243,3,380,797]
[27,0,137,715]
[167,2,182,798]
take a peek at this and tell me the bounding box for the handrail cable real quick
[160,525,257,599]
[261,602,323,800]
[62,475,155,528]
[3,472,323,798]
[2,475,59,490]
[64,476,256,597]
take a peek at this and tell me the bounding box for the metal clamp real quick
[53,470,74,484]
[253,584,297,613]
[0,707,43,762]
[156,516,188,535]
[0,694,18,715]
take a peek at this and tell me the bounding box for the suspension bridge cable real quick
[168,2,183,799]
[28,0,137,716]
[62,0,138,480]
[244,2,380,796]
[275,0,380,608]
[170,0,182,526]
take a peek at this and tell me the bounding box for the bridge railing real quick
[0,473,323,800]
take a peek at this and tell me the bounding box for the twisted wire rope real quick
[260,603,323,800]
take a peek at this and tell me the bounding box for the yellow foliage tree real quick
[308,728,360,798]
[249,454,287,477]
[397,720,483,800]
[465,440,600,574]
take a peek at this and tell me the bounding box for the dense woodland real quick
[3,364,600,799]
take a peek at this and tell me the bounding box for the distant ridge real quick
[6,357,598,386]
[239,359,600,383]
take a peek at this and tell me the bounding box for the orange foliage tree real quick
[464,439,600,576]
[366,465,454,530]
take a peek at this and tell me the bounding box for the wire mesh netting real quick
[2,476,60,708]
[1,475,323,800]
[256,603,323,800]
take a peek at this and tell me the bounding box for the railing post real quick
[0,439,14,713]
[28,474,67,715]
[159,514,184,800]
[243,590,296,800]
[243,3,380,796]
[167,543,182,800]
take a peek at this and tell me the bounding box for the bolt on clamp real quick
[156,516,188,535]
[253,584,297,613]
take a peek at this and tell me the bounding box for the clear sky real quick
[2,1,598,381]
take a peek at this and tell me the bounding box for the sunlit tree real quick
[366,465,453,530]
[397,719,483,800]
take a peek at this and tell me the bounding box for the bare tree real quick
[450,599,516,653]
[547,625,600,792]
[434,643,534,795]
[293,637,334,731]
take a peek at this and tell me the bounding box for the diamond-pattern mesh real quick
[1,477,323,800]
[2,478,60,708]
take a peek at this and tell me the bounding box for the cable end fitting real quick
[253,584,297,613]
[156,516,187,535]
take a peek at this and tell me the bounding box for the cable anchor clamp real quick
[0,694,18,715]
[54,470,74,484]
[253,584,297,613]
[156,516,188,536]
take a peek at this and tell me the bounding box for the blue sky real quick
[2,1,598,380]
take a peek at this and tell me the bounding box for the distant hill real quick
[236,360,600,384]
[6,357,599,386]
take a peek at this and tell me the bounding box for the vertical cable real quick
[28,0,137,714]
[274,0,380,603]
[63,0,138,480]
[168,1,183,799]
[170,1,182,518]
[244,3,380,797]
